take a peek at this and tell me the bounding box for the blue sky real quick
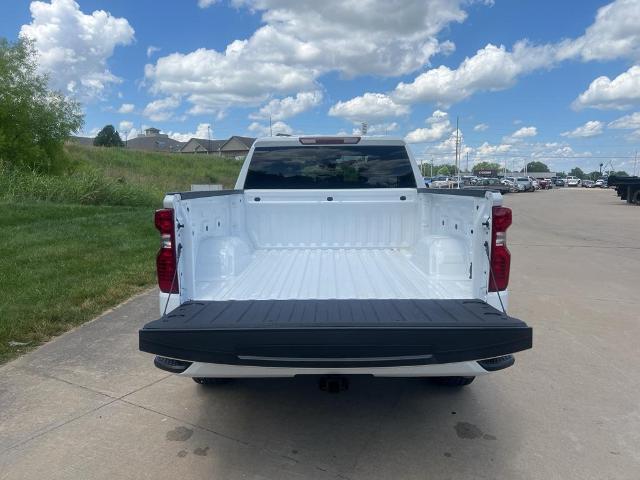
[2,0,640,173]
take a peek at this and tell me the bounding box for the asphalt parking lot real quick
[1,187,639,480]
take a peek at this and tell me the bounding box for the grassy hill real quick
[68,144,243,204]
[0,145,243,363]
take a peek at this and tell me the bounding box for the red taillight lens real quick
[154,209,178,293]
[489,206,512,292]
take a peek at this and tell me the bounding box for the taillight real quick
[154,209,178,293]
[489,206,512,292]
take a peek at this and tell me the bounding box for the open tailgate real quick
[139,299,532,368]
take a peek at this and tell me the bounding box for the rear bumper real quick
[153,355,516,378]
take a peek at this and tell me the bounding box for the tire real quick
[192,377,234,385]
[430,376,475,386]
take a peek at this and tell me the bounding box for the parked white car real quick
[140,136,532,388]
[566,176,581,187]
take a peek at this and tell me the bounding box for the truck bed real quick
[139,299,532,368]
[202,248,472,301]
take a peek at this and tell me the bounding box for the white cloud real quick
[19,0,134,100]
[118,120,133,132]
[608,112,640,129]
[118,103,135,114]
[358,122,400,135]
[473,123,489,131]
[412,127,472,166]
[352,122,399,135]
[145,47,317,112]
[143,96,181,122]
[146,45,161,58]
[250,91,322,120]
[198,0,218,7]
[556,0,640,62]
[168,123,212,142]
[608,111,640,139]
[573,65,640,110]
[328,93,409,122]
[561,120,604,138]
[475,141,512,158]
[248,120,293,137]
[507,126,537,141]
[145,0,472,112]
[392,42,556,106]
[404,110,452,143]
[337,1,640,110]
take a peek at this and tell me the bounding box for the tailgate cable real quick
[484,241,506,314]
[162,243,182,316]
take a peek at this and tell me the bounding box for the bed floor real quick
[200,248,473,301]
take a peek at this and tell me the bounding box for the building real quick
[126,127,184,153]
[179,135,255,158]
[180,138,226,154]
[219,136,255,158]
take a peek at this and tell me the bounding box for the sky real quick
[2,0,640,174]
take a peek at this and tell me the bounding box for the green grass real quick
[0,201,157,363]
[0,166,157,206]
[67,143,243,204]
[1,145,244,364]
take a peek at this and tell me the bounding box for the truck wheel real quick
[430,376,475,386]
[192,377,233,385]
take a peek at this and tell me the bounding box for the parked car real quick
[555,178,565,187]
[595,178,606,188]
[566,176,581,187]
[430,175,454,188]
[515,176,535,192]
[528,177,540,190]
[582,180,595,188]
[471,177,511,194]
[139,135,532,388]
[503,177,526,192]
[537,179,551,189]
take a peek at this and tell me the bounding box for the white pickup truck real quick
[139,136,531,388]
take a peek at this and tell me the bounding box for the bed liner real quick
[139,299,532,368]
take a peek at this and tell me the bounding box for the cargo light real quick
[154,209,179,293]
[489,206,512,292]
[299,136,361,145]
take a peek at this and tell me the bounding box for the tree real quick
[612,170,629,177]
[587,171,602,180]
[525,161,549,172]
[569,167,585,179]
[472,162,501,174]
[437,165,451,175]
[0,38,84,173]
[93,125,124,147]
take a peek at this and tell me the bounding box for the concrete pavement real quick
[1,187,639,479]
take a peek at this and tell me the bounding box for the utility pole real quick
[466,151,469,173]
[361,122,368,135]
[455,116,460,188]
